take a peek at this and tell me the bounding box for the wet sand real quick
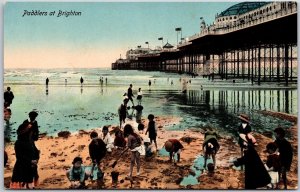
[4,112,298,189]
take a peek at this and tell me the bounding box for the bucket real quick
[111,171,119,185]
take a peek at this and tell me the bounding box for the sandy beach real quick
[4,111,298,189]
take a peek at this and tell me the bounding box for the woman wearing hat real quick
[10,122,38,189]
[233,134,271,189]
[164,139,184,163]
[14,111,40,187]
[237,114,252,156]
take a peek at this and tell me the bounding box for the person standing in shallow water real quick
[45,78,49,86]
[118,98,129,128]
[4,87,14,107]
[137,88,143,105]
[127,84,135,106]
[80,77,84,85]
[273,127,293,189]
[148,80,151,88]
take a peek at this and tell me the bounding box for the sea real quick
[4,68,297,142]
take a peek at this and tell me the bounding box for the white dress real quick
[103,133,114,152]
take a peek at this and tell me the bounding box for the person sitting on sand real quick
[144,138,156,161]
[164,139,184,163]
[66,157,89,189]
[264,142,281,189]
[114,129,127,149]
[102,126,114,153]
[145,114,158,151]
[202,129,220,169]
[118,98,129,129]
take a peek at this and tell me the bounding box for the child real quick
[164,139,184,163]
[66,157,88,189]
[134,105,144,124]
[145,114,158,151]
[89,131,106,165]
[202,129,220,169]
[273,127,293,189]
[102,126,114,153]
[137,123,145,134]
[90,162,104,189]
[137,88,143,105]
[118,98,129,128]
[124,124,143,178]
[114,130,127,149]
[144,138,156,161]
[264,142,280,189]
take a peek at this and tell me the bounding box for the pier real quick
[112,2,297,85]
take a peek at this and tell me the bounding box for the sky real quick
[4,1,238,69]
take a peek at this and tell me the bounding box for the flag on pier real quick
[175,27,181,31]
[158,37,163,40]
[145,42,149,44]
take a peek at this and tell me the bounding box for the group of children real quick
[66,112,160,188]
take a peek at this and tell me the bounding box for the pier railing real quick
[178,2,297,48]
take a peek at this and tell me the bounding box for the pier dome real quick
[217,2,271,17]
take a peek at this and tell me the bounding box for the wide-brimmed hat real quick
[28,111,38,118]
[164,141,173,152]
[238,114,250,123]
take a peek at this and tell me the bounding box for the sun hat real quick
[164,140,173,152]
[238,114,250,123]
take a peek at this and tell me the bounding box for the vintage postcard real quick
[3,1,297,190]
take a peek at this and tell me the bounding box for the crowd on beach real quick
[3,77,295,189]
